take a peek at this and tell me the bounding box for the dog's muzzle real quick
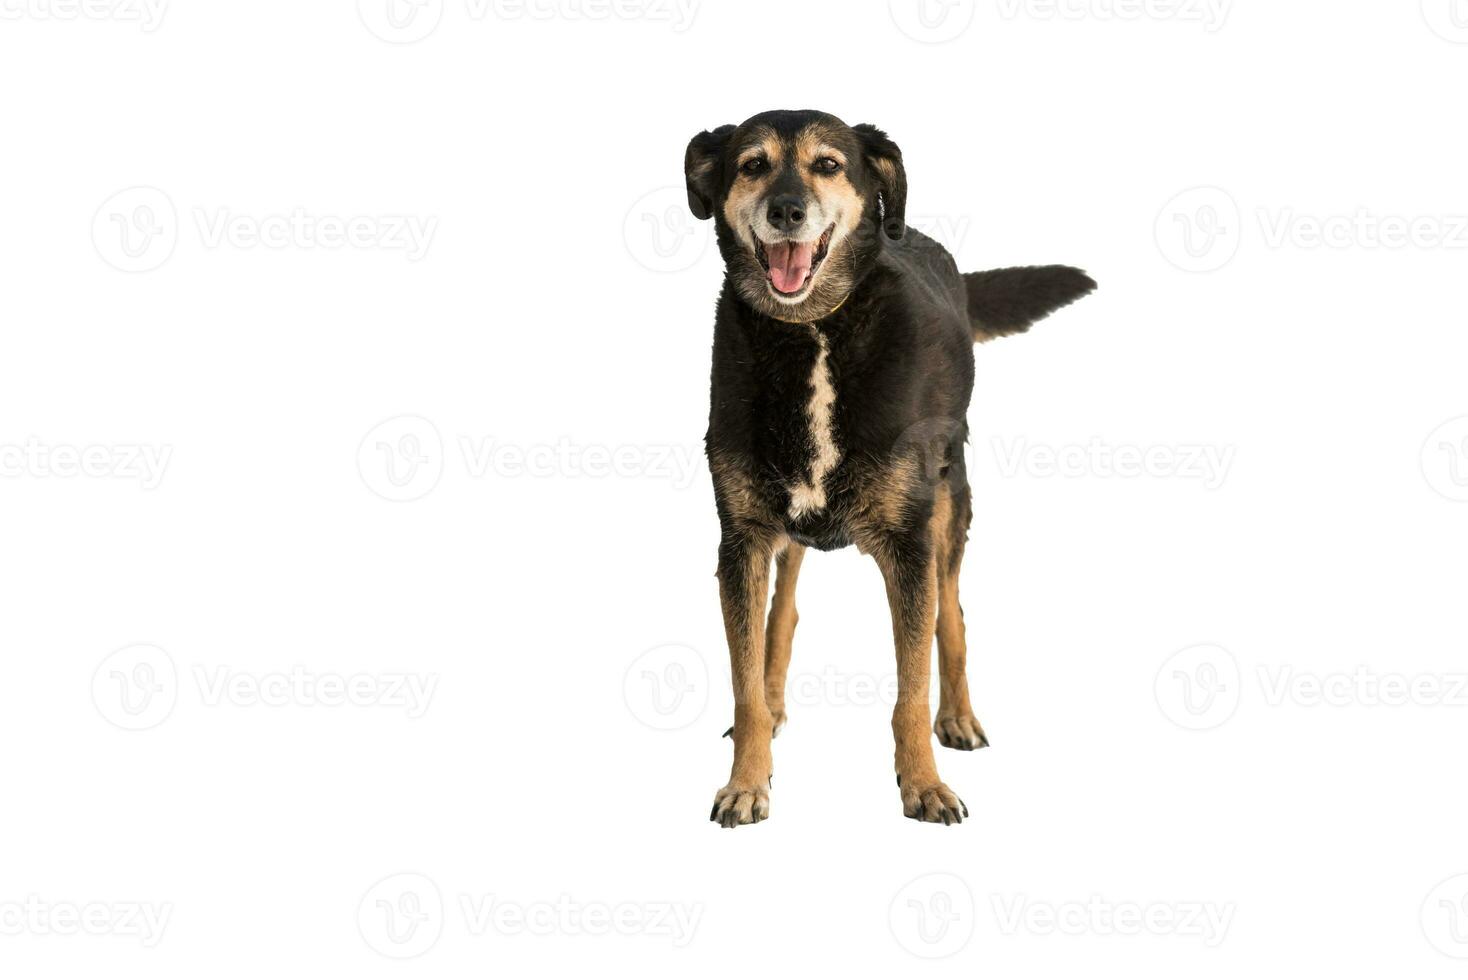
[753,224,835,296]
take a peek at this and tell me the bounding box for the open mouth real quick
[753,224,835,297]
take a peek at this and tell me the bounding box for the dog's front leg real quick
[710,531,777,828]
[877,539,969,825]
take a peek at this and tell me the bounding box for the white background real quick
[3,0,1467,975]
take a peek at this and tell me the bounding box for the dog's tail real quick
[962,265,1096,343]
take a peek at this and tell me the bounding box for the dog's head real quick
[685,109,906,321]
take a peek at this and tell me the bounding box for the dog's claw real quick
[899,780,966,826]
[709,782,770,828]
[722,726,734,739]
[935,715,989,752]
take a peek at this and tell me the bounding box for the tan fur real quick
[786,328,841,518]
[721,129,781,248]
[850,456,922,556]
[711,526,781,826]
[875,543,965,822]
[931,489,987,750]
[796,127,865,241]
[708,450,777,534]
[762,542,806,734]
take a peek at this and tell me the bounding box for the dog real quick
[686,109,1095,827]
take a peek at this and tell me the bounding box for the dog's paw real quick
[899,778,968,825]
[709,781,770,828]
[935,714,989,751]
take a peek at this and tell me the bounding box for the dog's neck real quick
[767,294,849,325]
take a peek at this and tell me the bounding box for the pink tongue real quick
[766,240,814,294]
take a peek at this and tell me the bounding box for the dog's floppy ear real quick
[684,124,735,221]
[853,123,907,240]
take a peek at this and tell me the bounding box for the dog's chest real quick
[752,326,845,521]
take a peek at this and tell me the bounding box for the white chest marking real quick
[787,329,842,520]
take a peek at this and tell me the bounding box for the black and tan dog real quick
[687,109,1095,827]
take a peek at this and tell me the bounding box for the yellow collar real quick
[770,295,848,325]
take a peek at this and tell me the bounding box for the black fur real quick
[692,110,1095,557]
[690,110,1095,826]
[964,265,1098,342]
[707,226,976,553]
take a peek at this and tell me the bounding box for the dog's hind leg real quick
[932,486,988,751]
[762,542,805,737]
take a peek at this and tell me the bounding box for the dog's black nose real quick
[767,195,806,232]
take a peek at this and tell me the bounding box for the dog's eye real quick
[814,157,842,173]
[740,158,767,175]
